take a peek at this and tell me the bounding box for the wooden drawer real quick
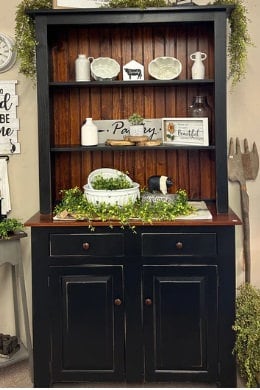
[142,233,217,257]
[50,233,124,257]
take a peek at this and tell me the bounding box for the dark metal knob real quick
[176,241,183,249]
[82,242,90,250]
[145,298,152,306]
[114,298,122,306]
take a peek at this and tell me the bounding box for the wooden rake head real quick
[228,138,259,186]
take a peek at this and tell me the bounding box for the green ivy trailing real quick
[233,283,260,387]
[15,0,52,81]
[0,218,24,239]
[106,0,167,8]
[212,0,254,86]
[54,187,194,230]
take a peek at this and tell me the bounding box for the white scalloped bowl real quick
[148,57,182,80]
[91,57,120,81]
[83,182,140,206]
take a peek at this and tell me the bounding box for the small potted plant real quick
[0,218,24,239]
[128,113,144,136]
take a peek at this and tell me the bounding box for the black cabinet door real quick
[143,265,218,382]
[50,265,125,382]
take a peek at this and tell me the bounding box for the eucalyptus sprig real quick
[54,187,195,230]
[15,0,52,81]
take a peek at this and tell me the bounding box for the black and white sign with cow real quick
[123,60,144,81]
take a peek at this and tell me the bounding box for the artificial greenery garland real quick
[14,0,52,81]
[212,0,253,86]
[54,187,194,230]
[233,283,260,388]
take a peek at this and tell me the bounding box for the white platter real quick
[148,56,182,80]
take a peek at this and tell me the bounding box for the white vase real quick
[81,118,98,146]
[75,54,91,81]
[129,124,144,136]
[190,51,207,80]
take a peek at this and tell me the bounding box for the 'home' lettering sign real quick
[0,80,20,154]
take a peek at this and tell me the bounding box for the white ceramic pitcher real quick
[190,51,207,79]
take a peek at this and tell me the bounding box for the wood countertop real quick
[25,203,241,228]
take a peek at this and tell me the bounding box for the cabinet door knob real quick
[176,241,183,249]
[114,298,122,306]
[82,242,90,250]
[145,298,152,306]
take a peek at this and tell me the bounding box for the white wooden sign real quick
[94,119,162,144]
[123,60,144,81]
[0,80,20,154]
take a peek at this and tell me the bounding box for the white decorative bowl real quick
[88,168,133,189]
[83,182,140,206]
[148,57,182,80]
[91,57,120,81]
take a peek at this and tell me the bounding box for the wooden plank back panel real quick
[49,23,216,205]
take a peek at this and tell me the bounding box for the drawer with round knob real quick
[50,233,124,257]
[141,233,217,257]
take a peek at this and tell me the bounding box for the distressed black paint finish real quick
[30,224,236,387]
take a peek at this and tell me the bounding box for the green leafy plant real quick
[14,0,52,81]
[54,187,194,230]
[233,283,260,387]
[211,0,253,86]
[0,218,24,239]
[128,113,144,125]
[106,0,167,8]
[91,174,133,190]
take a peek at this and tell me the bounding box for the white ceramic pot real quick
[83,182,140,206]
[129,125,144,136]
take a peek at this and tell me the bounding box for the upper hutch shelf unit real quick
[28,5,232,215]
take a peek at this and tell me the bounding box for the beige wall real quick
[0,0,259,342]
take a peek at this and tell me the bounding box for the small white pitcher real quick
[190,51,207,79]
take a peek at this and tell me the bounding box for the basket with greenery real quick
[91,173,133,190]
[233,283,260,387]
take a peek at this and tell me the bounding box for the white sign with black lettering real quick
[0,80,20,154]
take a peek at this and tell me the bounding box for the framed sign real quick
[162,117,209,146]
[53,0,108,8]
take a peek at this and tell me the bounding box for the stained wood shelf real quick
[49,79,215,88]
[51,144,216,152]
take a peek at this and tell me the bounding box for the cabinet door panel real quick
[143,265,218,382]
[51,266,125,382]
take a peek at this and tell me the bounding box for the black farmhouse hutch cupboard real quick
[26,5,241,387]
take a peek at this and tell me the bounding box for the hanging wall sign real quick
[0,80,20,154]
